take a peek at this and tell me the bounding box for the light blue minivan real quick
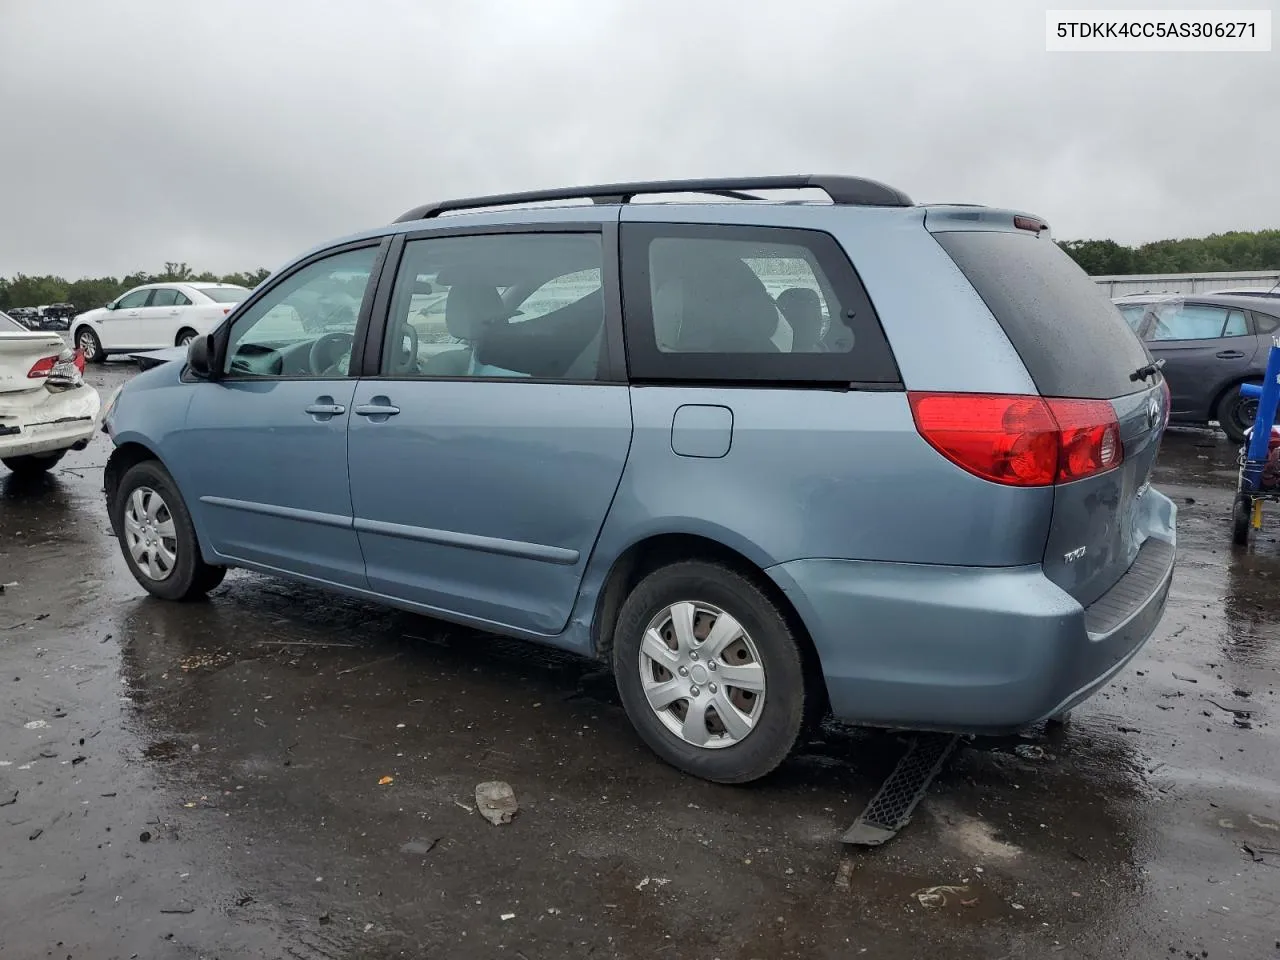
[102,176,1176,783]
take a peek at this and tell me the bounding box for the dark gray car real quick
[1114,293,1280,442]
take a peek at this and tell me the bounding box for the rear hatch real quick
[0,326,67,395]
[930,221,1166,608]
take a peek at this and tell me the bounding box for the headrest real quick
[775,287,824,347]
[675,259,780,351]
[445,284,507,340]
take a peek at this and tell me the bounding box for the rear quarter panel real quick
[590,385,1054,570]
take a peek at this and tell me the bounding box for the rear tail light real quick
[27,355,57,378]
[908,392,1123,487]
[26,349,85,388]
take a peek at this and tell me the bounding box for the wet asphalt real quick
[1,358,1277,960]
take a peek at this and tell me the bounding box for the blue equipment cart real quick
[1233,336,1280,544]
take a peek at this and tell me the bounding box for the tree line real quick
[4,229,1280,314]
[1058,229,1280,276]
[0,262,272,313]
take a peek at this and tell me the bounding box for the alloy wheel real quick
[123,486,178,581]
[638,600,766,749]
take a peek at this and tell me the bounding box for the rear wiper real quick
[1130,358,1165,383]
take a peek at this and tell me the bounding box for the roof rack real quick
[392,174,913,223]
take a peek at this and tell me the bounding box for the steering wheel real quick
[387,322,419,375]
[309,331,354,375]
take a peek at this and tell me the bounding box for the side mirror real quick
[187,334,216,379]
[104,302,116,311]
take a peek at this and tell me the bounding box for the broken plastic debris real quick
[911,885,972,908]
[23,720,48,730]
[635,877,671,892]
[500,913,515,921]
[475,781,518,825]
[378,776,394,786]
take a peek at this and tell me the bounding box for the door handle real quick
[305,398,346,420]
[169,310,180,316]
[1216,350,1245,359]
[354,397,400,420]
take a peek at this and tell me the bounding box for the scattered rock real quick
[911,884,972,908]
[319,912,332,925]
[23,720,47,730]
[400,838,440,856]
[1015,744,1046,761]
[475,781,518,826]
[139,831,152,843]
[834,859,855,890]
[1234,688,1252,699]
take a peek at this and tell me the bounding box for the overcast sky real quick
[1,0,1277,277]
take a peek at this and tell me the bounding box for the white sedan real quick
[0,310,100,475]
[71,282,250,363]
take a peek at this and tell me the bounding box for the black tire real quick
[75,327,105,364]
[612,560,807,784]
[175,328,198,347]
[1233,493,1252,546]
[1217,385,1259,444]
[111,459,226,601]
[2,450,66,475]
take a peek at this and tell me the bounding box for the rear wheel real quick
[1233,493,1252,546]
[612,560,807,784]
[175,328,198,347]
[2,450,66,475]
[76,327,105,364]
[111,460,226,601]
[1217,385,1259,444]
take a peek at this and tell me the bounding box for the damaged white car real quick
[0,310,100,475]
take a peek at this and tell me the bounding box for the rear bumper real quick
[767,491,1176,734]
[0,386,101,460]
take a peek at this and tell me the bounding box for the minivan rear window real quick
[934,230,1151,400]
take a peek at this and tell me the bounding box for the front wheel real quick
[176,328,198,347]
[2,450,66,475]
[111,459,227,601]
[76,327,105,364]
[1233,493,1252,546]
[1217,386,1260,444]
[612,561,808,784]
